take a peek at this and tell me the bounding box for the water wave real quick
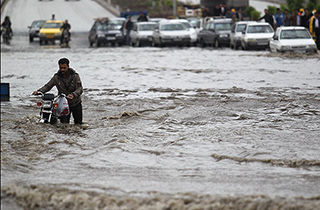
[211,153,320,168]
[2,184,319,210]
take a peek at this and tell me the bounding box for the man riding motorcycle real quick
[1,16,13,41]
[60,19,71,45]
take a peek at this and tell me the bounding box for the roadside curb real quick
[93,0,120,17]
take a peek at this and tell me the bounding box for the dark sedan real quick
[198,18,232,48]
[88,18,125,47]
[28,20,46,42]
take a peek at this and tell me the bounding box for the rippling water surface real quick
[1,34,320,209]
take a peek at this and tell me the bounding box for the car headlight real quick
[161,35,171,39]
[97,33,105,38]
[219,34,228,38]
[280,46,291,50]
[307,44,316,49]
[246,38,256,42]
[115,33,122,37]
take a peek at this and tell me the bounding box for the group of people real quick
[259,8,320,49]
[202,4,244,22]
[122,12,148,45]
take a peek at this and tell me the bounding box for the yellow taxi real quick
[39,20,64,45]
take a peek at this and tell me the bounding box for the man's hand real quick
[67,94,74,99]
[32,90,38,95]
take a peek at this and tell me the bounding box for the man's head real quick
[58,58,70,74]
[264,9,269,14]
[276,8,280,14]
[65,19,68,23]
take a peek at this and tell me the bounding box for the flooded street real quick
[1,32,320,209]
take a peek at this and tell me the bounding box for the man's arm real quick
[71,74,83,98]
[38,77,55,93]
[258,15,265,21]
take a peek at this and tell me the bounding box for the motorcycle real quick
[1,26,10,45]
[35,92,70,124]
[60,29,70,48]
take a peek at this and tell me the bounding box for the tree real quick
[286,0,305,12]
[307,0,319,11]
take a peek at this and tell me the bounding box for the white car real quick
[152,20,192,47]
[269,26,317,53]
[230,21,254,49]
[241,22,274,50]
[168,19,198,45]
[130,22,158,47]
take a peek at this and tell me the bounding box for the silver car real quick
[152,21,192,47]
[230,21,254,50]
[130,22,158,47]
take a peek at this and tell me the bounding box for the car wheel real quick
[135,40,140,47]
[214,39,220,48]
[152,38,157,47]
[199,39,205,48]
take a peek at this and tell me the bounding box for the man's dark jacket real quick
[259,14,274,27]
[38,68,83,107]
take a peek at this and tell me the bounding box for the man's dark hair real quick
[58,58,70,66]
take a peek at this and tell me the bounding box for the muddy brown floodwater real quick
[1,34,320,209]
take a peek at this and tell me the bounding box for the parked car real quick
[152,20,192,47]
[198,18,233,48]
[230,21,254,49]
[240,22,274,50]
[109,17,126,30]
[149,18,167,23]
[269,26,317,53]
[28,20,46,42]
[39,20,64,45]
[168,19,198,45]
[130,22,158,47]
[88,17,124,47]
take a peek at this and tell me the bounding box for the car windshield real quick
[43,22,62,28]
[247,25,273,33]
[189,20,200,28]
[161,24,185,31]
[97,23,119,30]
[215,23,232,31]
[32,21,45,28]
[280,29,311,39]
[181,22,191,29]
[139,24,157,31]
[110,19,124,26]
[236,24,246,32]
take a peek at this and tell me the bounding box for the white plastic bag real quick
[55,95,70,117]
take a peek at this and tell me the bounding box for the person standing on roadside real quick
[283,9,291,26]
[259,9,274,28]
[124,16,133,45]
[137,12,148,22]
[33,58,83,124]
[312,11,320,49]
[274,8,284,28]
